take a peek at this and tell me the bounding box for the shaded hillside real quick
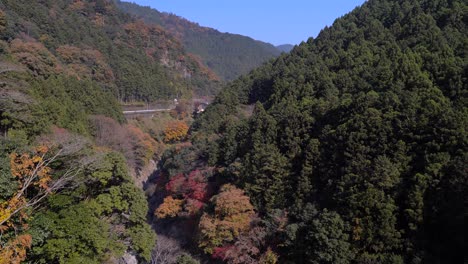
[0,0,220,102]
[116,1,282,80]
[154,0,467,263]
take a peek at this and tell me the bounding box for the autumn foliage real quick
[1,146,51,228]
[0,234,32,264]
[198,184,255,254]
[156,169,212,218]
[91,116,161,172]
[56,45,115,84]
[0,146,54,264]
[10,38,61,76]
[155,196,184,218]
[169,101,190,120]
[166,170,211,202]
[163,121,189,143]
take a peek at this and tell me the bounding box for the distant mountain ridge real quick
[116,1,283,80]
[276,44,294,52]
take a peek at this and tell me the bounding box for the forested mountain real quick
[0,0,220,103]
[0,0,221,262]
[115,1,283,80]
[276,44,294,53]
[154,0,467,263]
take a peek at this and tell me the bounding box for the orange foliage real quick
[0,234,32,264]
[187,53,219,81]
[69,0,86,11]
[126,124,160,167]
[0,146,52,229]
[124,20,150,38]
[155,196,184,219]
[0,146,55,263]
[93,13,105,27]
[163,121,189,143]
[10,146,52,190]
[56,45,115,83]
[10,38,62,76]
[198,184,255,254]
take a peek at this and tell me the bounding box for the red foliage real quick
[186,170,210,202]
[165,170,212,202]
[165,173,188,196]
[163,169,214,217]
[185,198,204,216]
[212,245,234,260]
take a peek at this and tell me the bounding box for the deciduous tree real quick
[155,196,184,219]
[164,121,189,143]
[198,184,255,254]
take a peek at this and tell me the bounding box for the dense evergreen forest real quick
[153,0,467,263]
[115,1,283,81]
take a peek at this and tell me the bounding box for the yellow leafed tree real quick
[0,145,78,263]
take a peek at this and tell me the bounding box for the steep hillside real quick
[0,0,219,262]
[154,0,467,263]
[0,0,219,102]
[116,1,282,80]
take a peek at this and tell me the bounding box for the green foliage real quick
[185,0,467,262]
[30,75,123,134]
[0,154,16,202]
[116,1,281,81]
[176,253,200,264]
[31,204,125,264]
[0,0,219,101]
[28,151,156,263]
[127,224,157,261]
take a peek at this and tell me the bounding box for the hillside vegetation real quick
[0,0,217,262]
[116,1,282,80]
[153,0,467,263]
[0,0,220,103]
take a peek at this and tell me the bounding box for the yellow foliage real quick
[259,248,278,264]
[155,196,184,218]
[163,121,189,143]
[0,145,53,261]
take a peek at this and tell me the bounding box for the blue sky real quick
[127,0,366,46]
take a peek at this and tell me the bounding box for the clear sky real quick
[127,0,366,46]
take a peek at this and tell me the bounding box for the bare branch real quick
[150,235,183,264]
